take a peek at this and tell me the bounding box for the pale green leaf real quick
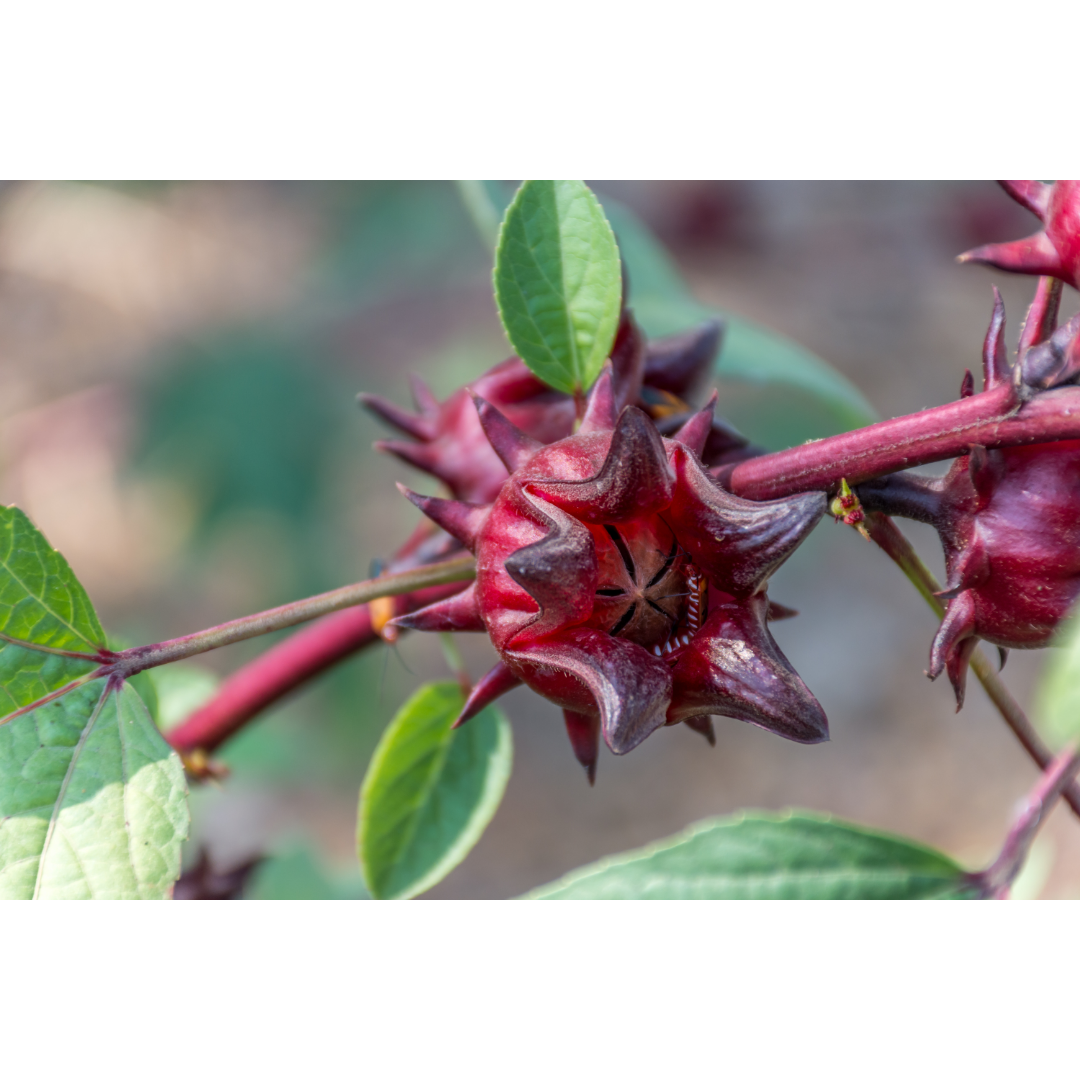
[494,180,622,394]
[0,506,189,898]
[525,810,975,899]
[0,681,189,899]
[358,680,512,899]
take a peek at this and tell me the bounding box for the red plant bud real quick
[392,370,827,781]
[859,288,1080,706]
[959,181,1080,291]
[359,309,748,505]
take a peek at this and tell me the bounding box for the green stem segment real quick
[0,555,477,727]
[865,512,1080,822]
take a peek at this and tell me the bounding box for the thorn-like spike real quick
[530,407,674,523]
[998,181,1052,220]
[766,600,799,622]
[959,369,974,398]
[454,661,522,727]
[928,590,978,709]
[669,596,828,744]
[981,287,1009,388]
[508,628,672,756]
[396,484,488,553]
[683,714,716,746]
[998,646,1009,672]
[563,710,600,784]
[1018,277,1064,357]
[668,445,826,598]
[672,391,718,457]
[408,373,441,418]
[643,319,725,399]
[470,392,544,472]
[357,393,434,441]
[578,365,617,434]
[375,438,438,474]
[958,232,1064,281]
[391,583,484,634]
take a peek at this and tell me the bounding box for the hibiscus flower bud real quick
[959,181,1080,291]
[391,368,828,782]
[859,287,1080,707]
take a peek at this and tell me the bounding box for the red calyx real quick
[392,368,828,783]
[359,308,750,505]
[859,287,1080,707]
[959,181,1080,292]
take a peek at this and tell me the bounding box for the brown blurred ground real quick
[1,180,1076,899]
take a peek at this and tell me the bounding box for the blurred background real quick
[1,180,1077,899]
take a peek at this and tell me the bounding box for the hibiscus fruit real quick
[859,285,1080,707]
[390,368,828,782]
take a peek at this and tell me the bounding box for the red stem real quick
[165,380,1080,759]
[724,384,1080,499]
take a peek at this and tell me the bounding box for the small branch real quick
[972,742,1080,899]
[0,557,476,733]
[864,512,1080,822]
[166,577,468,755]
[117,555,475,676]
[725,384,1080,500]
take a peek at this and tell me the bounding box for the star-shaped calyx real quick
[959,181,1080,291]
[391,367,828,783]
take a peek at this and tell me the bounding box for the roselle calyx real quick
[358,308,752,506]
[959,181,1080,292]
[390,369,828,782]
[859,287,1080,706]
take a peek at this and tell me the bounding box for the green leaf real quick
[1,505,107,719]
[600,198,878,433]
[358,680,512,899]
[1035,610,1080,751]
[0,505,189,898]
[0,681,188,898]
[494,180,622,395]
[524,810,976,899]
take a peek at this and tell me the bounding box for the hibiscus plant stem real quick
[864,512,1080,822]
[972,741,1080,898]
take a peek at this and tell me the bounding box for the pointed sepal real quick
[1017,277,1063,357]
[642,319,724,399]
[391,583,484,633]
[507,628,672,756]
[668,444,826,597]
[530,406,674,524]
[471,393,544,472]
[981,287,1009,389]
[454,660,522,727]
[671,390,718,458]
[683,714,716,746]
[563,709,600,784]
[578,364,617,434]
[959,230,1063,281]
[397,485,488,553]
[999,180,1051,219]
[358,393,435,441]
[669,595,828,744]
[503,494,597,638]
[928,589,978,709]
